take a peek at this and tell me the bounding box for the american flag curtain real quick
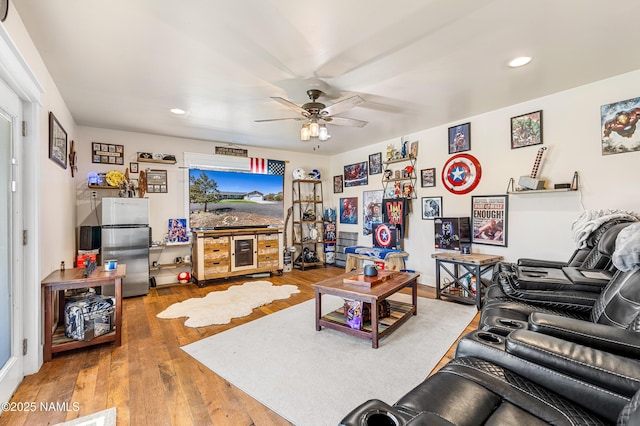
[250,158,285,175]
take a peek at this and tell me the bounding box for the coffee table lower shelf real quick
[318,299,415,344]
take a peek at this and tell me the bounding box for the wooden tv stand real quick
[192,228,283,286]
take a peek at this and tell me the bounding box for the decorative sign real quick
[215,146,248,157]
[146,169,168,193]
[92,142,124,165]
[441,153,482,195]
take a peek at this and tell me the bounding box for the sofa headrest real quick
[599,222,634,255]
[612,222,640,272]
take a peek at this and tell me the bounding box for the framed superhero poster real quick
[601,96,640,155]
[372,223,401,250]
[471,195,508,247]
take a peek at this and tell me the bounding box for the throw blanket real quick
[571,209,639,249]
[612,222,640,272]
[344,246,406,260]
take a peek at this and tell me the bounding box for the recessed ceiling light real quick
[508,56,532,68]
[170,108,187,115]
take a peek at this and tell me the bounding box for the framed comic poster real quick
[339,197,358,224]
[511,110,543,149]
[368,152,382,175]
[362,190,383,235]
[333,175,343,193]
[344,161,368,187]
[448,122,470,154]
[601,96,640,155]
[420,168,436,187]
[471,195,508,247]
[421,197,442,220]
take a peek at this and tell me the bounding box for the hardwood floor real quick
[1,267,478,426]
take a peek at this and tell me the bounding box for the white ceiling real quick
[12,0,640,155]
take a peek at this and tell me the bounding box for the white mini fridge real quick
[101,198,150,297]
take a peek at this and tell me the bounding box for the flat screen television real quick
[189,168,284,230]
[434,217,470,251]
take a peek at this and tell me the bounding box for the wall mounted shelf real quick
[138,157,176,165]
[506,171,579,195]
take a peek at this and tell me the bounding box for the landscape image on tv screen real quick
[189,169,284,229]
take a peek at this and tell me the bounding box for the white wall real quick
[74,127,331,283]
[328,70,640,285]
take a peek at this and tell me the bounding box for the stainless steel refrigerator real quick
[101,197,150,297]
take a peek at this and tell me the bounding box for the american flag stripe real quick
[250,158,266,174]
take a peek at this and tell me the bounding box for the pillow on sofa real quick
[612,222,640,272]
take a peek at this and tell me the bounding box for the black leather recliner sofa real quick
[340,221,640,426]
[480,222,640,335]
[340,326,640,425]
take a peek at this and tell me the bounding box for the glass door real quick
[0,81,23,403]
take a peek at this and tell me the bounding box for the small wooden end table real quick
[312,269,419,348]
[431,252,503,310]
[41,265,125,361]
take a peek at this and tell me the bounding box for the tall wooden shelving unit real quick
[292,179,325,270]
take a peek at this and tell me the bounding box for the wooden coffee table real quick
[312,269,420,348]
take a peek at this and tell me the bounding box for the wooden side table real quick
[41,265,125,361]
[431,252,503,309]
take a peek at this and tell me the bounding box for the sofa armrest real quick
[562,267,612,288]
[505,329,640,398]
[528,312,640,358]
[338,399,439,426]
[455,329,640,414]
[517,258,568,268]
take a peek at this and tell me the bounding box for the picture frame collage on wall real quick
[92,142,125,165]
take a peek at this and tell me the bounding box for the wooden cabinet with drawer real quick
[257,233,280,269]
[192,228,283,286]
[202,236,230,277]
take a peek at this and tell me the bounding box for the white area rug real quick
[53,407,116,426]
[156,281,299,327]
[183,293,476,426]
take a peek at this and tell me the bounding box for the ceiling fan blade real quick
[326,116,368,128]
[322,95,364,117]
[270,97,309,115]
[254,117,305,122]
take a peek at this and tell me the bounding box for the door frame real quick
[0,23,44,393]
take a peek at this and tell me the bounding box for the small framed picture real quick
[422,197,442,220]
[333,175,343,193]
[344,161,368,187]
[368,152,382,175]
[129,162,139,173]
[511,110,543,149]
[48,112,67,169]
[448,122,471,154]
[146,169,168,193]
[339,197,358,224]
[421,168,436,187]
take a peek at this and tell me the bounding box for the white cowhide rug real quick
[156,281,300,327]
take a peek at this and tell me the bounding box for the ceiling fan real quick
[255,89,367,141]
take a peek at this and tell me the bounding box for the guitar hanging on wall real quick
[518,146,547,190]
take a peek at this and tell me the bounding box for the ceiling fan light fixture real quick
[300,123,311,141]
[309,120,319,138]
[318,124,330,141]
